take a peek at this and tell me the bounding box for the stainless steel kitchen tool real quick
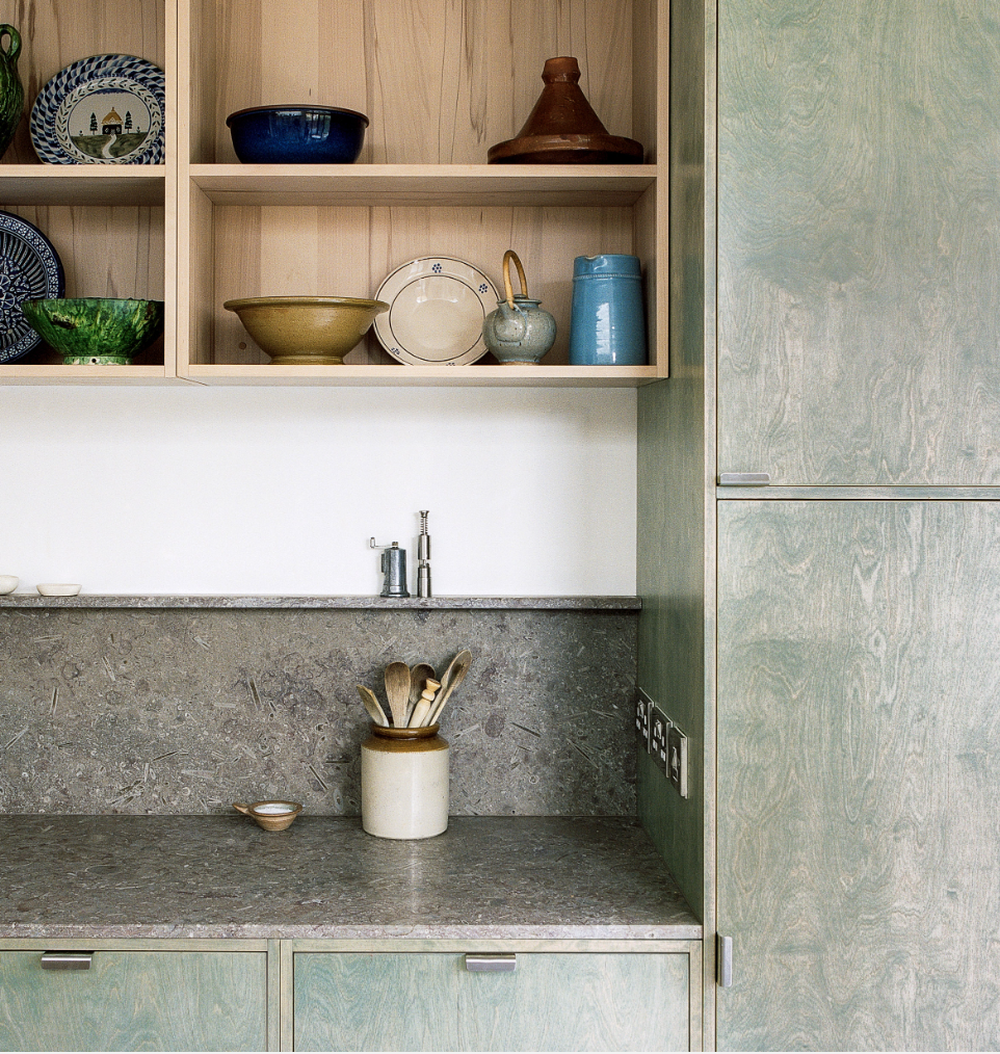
[417,510,432,597]
[383,661,411,727]
[369,538,410,597]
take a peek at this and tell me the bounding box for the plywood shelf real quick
[183,363,662,387]
[189,164,658,208]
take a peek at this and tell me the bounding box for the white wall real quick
[0,386,637,596]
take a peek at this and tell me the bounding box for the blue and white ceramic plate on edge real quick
[30,53,165,165]
[373,257,498,366]
[0,211,65,363]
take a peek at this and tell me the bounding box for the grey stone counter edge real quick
[0,923,703,941]
[0,594,642,610]
[0,816,699,942]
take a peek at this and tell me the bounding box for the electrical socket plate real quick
[636,688,652,751]
[667,723,689,798]
[649,704,669,775]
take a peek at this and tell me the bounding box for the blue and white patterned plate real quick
[30,54,165,165]
[373,256,498,366]
[0,211,65,363]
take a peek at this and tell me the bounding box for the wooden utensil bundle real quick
[356,649,471,728]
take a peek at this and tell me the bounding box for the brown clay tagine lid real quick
[488,56,643,165]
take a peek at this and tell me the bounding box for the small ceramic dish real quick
[0,575,17,594]
[233,800,303,832]
[36,583,81,596]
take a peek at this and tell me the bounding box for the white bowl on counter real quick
[36,583,81,597]
[0,575,17,594]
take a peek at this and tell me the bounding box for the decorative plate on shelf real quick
[29,53,165,165]
[373,256,498,366]
[0,211,65,364]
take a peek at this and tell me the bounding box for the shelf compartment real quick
[184,0,657,168]
[179,191,660,378]
[0,0,168,168]
[0,203,171,381]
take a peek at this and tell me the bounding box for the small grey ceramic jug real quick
[482,250,556,365]
[569,253,646,365]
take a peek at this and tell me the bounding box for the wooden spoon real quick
[357,684,389,726]
[437,649,471,699]
[427,650,471,725]
[383,661,411,727]
[407,662,436,724]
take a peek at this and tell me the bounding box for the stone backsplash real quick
[0,601,638,816]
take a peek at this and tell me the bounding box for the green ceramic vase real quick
[0,25,23,160]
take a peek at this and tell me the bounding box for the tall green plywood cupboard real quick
[638,0,1000,1049]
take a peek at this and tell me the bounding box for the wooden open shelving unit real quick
[0,0,666,387]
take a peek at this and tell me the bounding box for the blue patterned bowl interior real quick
[226,106,369,164]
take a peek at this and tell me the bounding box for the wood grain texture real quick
[717,0,1000,485]
[717,500,1000,1051]
[193,0,639,166]
[294,951,691,1051]
[0,950,267,1051]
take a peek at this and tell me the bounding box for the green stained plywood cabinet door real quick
[0,950,267,1051]
[716,500,1000,1051]
[716,0,1000,485]
[294,952,691,1052]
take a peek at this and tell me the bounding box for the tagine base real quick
[487,132,644,165]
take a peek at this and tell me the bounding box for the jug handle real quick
[502,249,530,308]
[0,25,21,63]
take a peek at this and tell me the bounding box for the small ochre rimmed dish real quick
[233,800,303,832]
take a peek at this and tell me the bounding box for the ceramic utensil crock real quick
[569,253,646,366]
[361,723,449,839]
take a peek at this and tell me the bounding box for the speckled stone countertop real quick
[0,595,641,610]
[0,815,700,941]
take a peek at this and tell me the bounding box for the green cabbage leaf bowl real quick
[20,297,165,364]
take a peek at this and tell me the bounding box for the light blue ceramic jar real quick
[569,254,646,366]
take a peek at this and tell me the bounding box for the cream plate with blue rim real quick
[373,256,498,366]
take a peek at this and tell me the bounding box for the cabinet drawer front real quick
[0,950,266,1052]
[294,951,690,1052]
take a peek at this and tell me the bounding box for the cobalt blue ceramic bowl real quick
[226,105,369,164]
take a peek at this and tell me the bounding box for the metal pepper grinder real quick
[370,538,410,597]
[417,510,432,598]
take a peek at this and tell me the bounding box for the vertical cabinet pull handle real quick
[40,952,93,971]
[717,935,733,988]
[464,953,517,972]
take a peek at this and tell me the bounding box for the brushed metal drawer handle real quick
[41,952,93,971]
[464,953,516,973]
